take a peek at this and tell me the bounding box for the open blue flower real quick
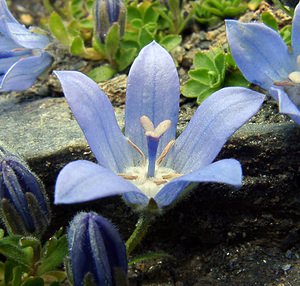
[226,2,300,125]
[54,41,264,210]
[0,0,52,92]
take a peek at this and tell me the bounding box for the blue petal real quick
[54,71,134,173]
[122,191,149,207]
[55,160,142,204]
[269,86,300,125]
[0,51,52,92]
[0,35,21,51]
[155,159,242,208]
[292,2,300,56]
[226,20,294,89]
[125,41,180,162]
[165,87,265,173]
[0,0,49,49]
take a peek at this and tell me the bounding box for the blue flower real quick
[54,41,264,210]
[0,146,51,236]
[226,2,300,125]
[68,212,128,286]
[0,0,52,92]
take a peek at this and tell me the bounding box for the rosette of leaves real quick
[181,49,249,104]
[194,0,248,27]
[0,228,67,285]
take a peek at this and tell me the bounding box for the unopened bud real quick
[67,212,128,286]
[94,0,126,43]
[0,146,51,236]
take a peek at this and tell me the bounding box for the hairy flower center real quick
[119,116,181,198]
[273,55,300,108]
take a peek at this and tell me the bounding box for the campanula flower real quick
[226,2,300,125]
[0,0,52,92]
[54,41,264,210]
[0,146,51,236]
[94,0,126,43]
[68,212,128,286]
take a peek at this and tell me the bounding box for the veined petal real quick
[55,160,142,204]
[0,0,19,25]
[0,0,49,49]
[269,86,300,125]
[0,35,21,51]
[0,51,52,92]
[122,191,149,207]
[226,20,294,89]
[54,71,134,173]
[4,22,49,49]
[292,2,300,56]
[155,159,242,208]
[166,87,265,173]
[125,41,180,161]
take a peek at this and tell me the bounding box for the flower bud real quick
[94,0,126,43]
[0,146,51,236]
[67,212,128,286]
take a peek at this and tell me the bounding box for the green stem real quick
[125,214,154,256]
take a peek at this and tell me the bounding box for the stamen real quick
[156,139,175,165]
[140,116,154,132]
[153,179,168,185]
[274,80,295,87]
[127,139,146,166]
[118,173,138,180]
[162,173,182,180]
[288,71,300,84]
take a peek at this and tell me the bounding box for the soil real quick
[3,1,300,285]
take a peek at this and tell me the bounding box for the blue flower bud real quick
[0,146,51,236]
[94,0,126,43]
[68,212,128,286]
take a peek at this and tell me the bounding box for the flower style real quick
[226,2,300,125]
[0,0,52,92]
[54,41,264,210]
[68,212,128,286]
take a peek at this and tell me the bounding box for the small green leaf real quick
[12,265,22,286]
[194,52,215,70]
[70,36,86,56]
[181,80,209,98]
[88,65,117,82]
[37,235,68,276]
[105,23,120,62]
[116,47,137,71]
[49,12,70,46]
[159,35,181,51]
[261,11,278,31]
[21,277,44,286]
[224,70,250,87]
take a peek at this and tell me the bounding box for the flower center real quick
[273,55,300,108]
[119,116,181,198]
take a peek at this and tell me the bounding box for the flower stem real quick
[126,214,154,256]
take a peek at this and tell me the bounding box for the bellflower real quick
[68,212,128,286]
[0,0,52,92]
[54,41,264,210]
[0,146,51,236]
[226,2,300,125]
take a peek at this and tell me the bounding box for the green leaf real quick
[261,11,278,31]
[49,12,70,46]
[105,23,120,62]
[70,36,86,56]
[224,70,250,87]
[88,65,117,82]
[144,5,159,23]
[12,266,22,286]
[21,277,44,286]
[159,35,181,51]
[116,47,137,71]
[196,87,219,104]
[181,80,209,98]
[194,52,215,70]
[188,69,212,84]
[37,235,68,276]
